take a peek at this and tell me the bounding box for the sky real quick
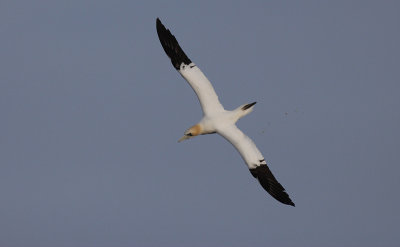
[1,1,399,246]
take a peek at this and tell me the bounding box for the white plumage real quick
[179,63,225,115]
[156,18,295,206]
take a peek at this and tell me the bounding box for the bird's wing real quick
[217,124,295,206]
[156,18,225,116]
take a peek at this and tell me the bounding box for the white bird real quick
[156,18,295,206]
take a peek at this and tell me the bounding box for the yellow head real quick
[178,124,202,142]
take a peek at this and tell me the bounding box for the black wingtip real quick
[250,165,295,207]
[156,18,192,70]
[156,17,162,27]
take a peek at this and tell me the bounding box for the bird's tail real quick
[233,102,257,122]
[241,102,257,111]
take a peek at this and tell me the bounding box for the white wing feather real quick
[179,64,225,115]
[217,124,265,169]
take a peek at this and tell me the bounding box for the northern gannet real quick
[156,18,295,206]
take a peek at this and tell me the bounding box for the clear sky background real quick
[1,1,399,246]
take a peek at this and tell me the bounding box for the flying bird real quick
[156,18,295,206]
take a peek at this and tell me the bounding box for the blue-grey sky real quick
[1,1,399,246]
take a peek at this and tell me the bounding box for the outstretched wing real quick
[156,18,225,116]
[217,124,295,206]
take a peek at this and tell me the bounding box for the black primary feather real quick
[250,165,295,206]
[156,18,192,70]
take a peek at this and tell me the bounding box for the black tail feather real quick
[242,102,257,110]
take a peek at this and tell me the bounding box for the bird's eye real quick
[187,133,193,136]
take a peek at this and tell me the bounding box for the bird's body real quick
[156,18,295,206]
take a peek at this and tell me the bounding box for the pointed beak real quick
[178,135,191,143]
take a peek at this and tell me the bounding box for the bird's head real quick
[178,124,201,142]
